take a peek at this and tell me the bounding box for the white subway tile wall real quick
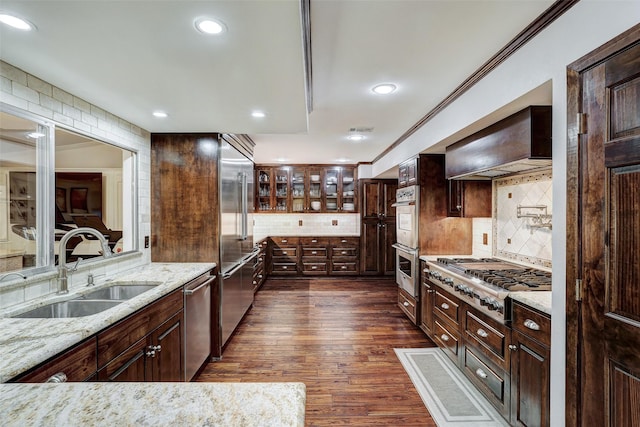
[494,170,552,269]
[0,61,151,309]
[254,213,360,241]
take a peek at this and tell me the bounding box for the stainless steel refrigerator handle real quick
[183,276,216,296]
[222,263,243,279]
[240,172,248,241]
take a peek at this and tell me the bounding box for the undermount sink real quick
[12,282,161,318]
[13,299,122,318]
[78,284,159,301]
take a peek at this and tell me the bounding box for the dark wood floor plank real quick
[197,276,437,426]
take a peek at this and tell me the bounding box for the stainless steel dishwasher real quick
[183,273,215,381]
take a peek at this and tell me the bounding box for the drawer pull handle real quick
[282,251,288,255]
[312,239,317,243]
[341,265,347,270]
[441,303,450,310]
[524,319,540,331]
[46,372,67,383]
[282,239,288,243]
[311,251,317,254]
[341,251,347,255]
[341,239,347,243]
[312,266,317,270]
[475,368,488,379]
[477,328,489,338]
[440,334,449,342]
[282,266,288,270]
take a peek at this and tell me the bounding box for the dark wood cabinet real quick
[300,236,329,275]
[330,237,359,275]
[97,288,184,382]
[252,238,268,292]
[150,133,220,263]
[398,287,418,324]
[360,179,397,275]
[419,261,434,336]
[447,180,492,217]
[255,164,356,213]
[12,338,97,383]
[510,301,550,427]
[267,236,359,276]
[398,158,418,188]
[269,236,300,275]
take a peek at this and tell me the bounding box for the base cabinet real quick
[268,236,360,276]
[510,301,551,427]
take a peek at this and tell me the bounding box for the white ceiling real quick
[0,0,555,167]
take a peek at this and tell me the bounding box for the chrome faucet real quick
[58,227,113,294]
[0,272,27,282]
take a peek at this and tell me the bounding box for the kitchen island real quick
[1,381,306,426]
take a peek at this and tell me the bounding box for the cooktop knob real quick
[480,297,491,306]
[443,277,453,286]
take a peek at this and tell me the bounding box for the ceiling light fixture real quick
[372,83,397,95]
[0,13,35,31]
[195,18,226,35]
[251,111,266,118]
[152,111,168,118]
[347,134,365,142]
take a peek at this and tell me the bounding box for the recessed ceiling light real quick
[26,132,45,139]
[347,134,365,141]
[251,111,266,118]
[372,83,397,95]
[152,111,168,118]
[275,158,288,163]
[195,18,226,35]
[336,158,350,163]
[0,14,35,31]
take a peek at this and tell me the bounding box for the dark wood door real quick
[360,180,396,275]
[567,25,640,427]
[150,312,184,382]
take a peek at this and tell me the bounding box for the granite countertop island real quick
[0,262,306,426]
[508,291,552,315]
[1,382,306,427]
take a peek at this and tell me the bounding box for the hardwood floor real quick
[197,276,437,426]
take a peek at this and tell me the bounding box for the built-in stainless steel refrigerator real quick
[219,139,257,347]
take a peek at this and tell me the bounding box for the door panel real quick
[569,30,640,427]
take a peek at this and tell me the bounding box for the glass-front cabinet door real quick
[341,168,356,212]
[291,167,306,213]
[324,167,339,212]
[256,167,273,212]
[308,167,323,212]
[274,167,289,212]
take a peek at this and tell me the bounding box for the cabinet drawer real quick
[13,338,97,383]
[330,237,359,246]
[434,319,459,360]
[302,247,328,258]
[465,310,507,361]
[300,237,329,245]
[271,236,299,246]
[434,290,459,325]
[512,302,551,347]
[398,288,417,323]
[331,262,358,274]
[272,263,298,274]
[272,247,297,258]
[333,247,357,257]
[97,288,183,368]
[464,347,506,406]
[302,262,328,273]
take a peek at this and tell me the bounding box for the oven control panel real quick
[424,263,506,323]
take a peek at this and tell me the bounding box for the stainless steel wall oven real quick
[392,185,420,296]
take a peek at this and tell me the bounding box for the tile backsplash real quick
[494,169,552,268]
[254,213,360,241]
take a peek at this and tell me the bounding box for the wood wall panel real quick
[610,362,640,427]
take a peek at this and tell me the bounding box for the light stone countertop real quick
[0,262,216,383]
[1,382,306,427]
[509,291,552,315]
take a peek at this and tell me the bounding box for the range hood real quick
[445,106,551,180]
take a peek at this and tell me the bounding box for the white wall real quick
[371,2,639,424]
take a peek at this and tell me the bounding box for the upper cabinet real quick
[398,158,418,188]
[447,180,492,218]
[255,165,357,213]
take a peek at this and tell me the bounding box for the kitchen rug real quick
[394,348,508,427]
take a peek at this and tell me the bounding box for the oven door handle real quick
[392,243,418,255]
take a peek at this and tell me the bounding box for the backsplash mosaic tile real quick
[494,169,552,269]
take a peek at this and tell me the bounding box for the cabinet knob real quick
[146,350,156,358]
[509,345,518,351]
[440,334,449,342]
[475,368,488,379]
[403,301,409,307]
[476,328,489,338]
[441,303,450,310]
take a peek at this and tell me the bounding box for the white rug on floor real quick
[394,347,509,427]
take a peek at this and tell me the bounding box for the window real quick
[0,108,137,278]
